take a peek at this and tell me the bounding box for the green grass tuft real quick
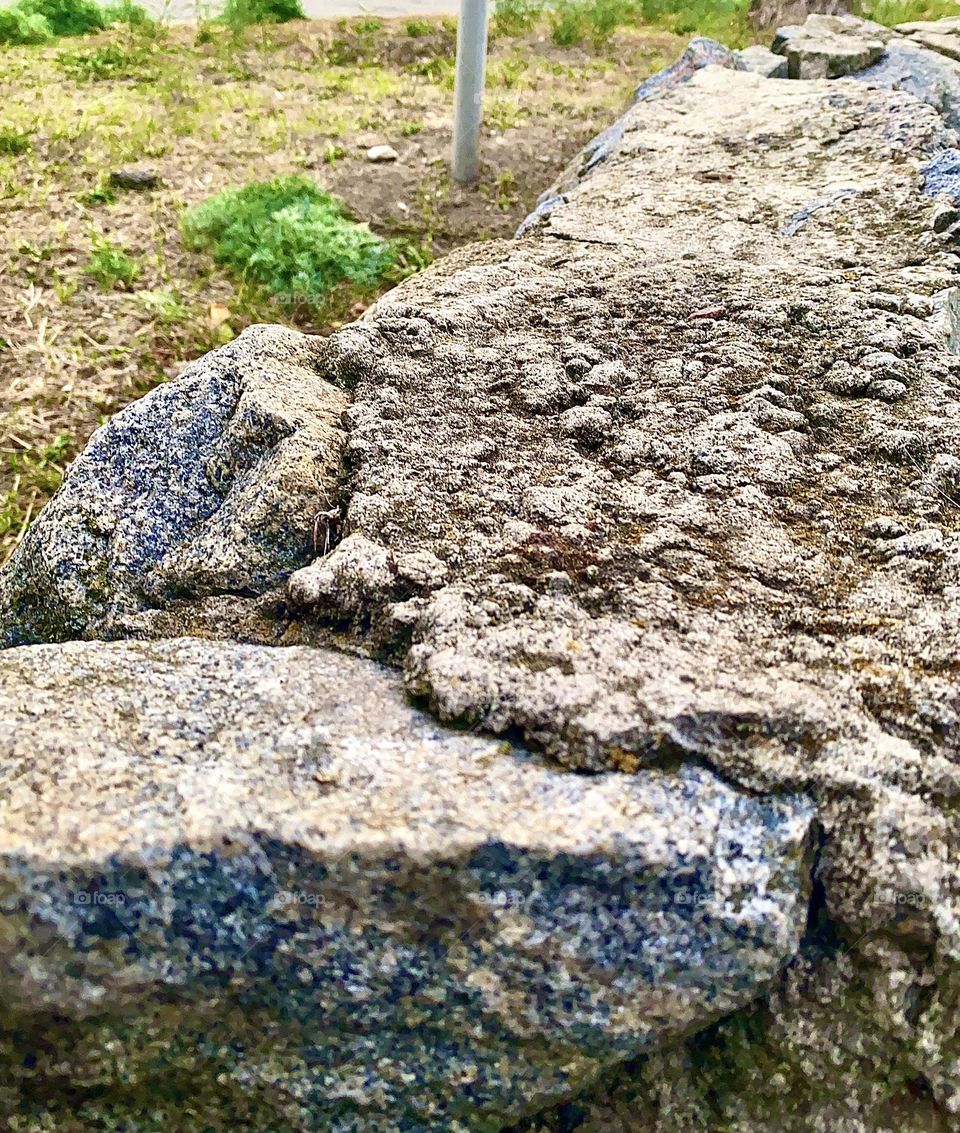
[0,127,33,155]
[403,17,434,35]
[19,0,105,37]
[84,235,141,289]
[492,0,543,35]
[56,40,153,80]
[221,0,304,29]
[0,433,73,552]
[0,0,148,44]
[181,175,399,311]
[861,0,960,23]
[0,5,52,42]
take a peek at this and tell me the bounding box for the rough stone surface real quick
[294,66,960,1127]
[108,167,161,191]
[366,144,399,163]
[536,946,960,1132]
[0,324,346,647]
[855,37,960,133]
[4,28,960,1133]
[773,13,887,77]
[735,43,790,77]
[0,637,811,1131]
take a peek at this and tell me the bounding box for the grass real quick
[0,128,32,156]
[0,433,73,552]
[84,235,142,289]
[861,0,960,21]
[0,12,686,563]
[56,40,156,80]
[221,0,305,31]
[0,0,148,44]
[490,0,960,48]
[2,0,952,560]
[492,0,754,46]
[182,175,402,312]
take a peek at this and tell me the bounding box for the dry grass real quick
[0,14,687,560]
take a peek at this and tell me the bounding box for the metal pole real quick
[451,0,489,184]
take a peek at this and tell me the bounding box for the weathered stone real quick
[541,946,960,1132]
[772,14,886,78]
[366,144,399,163]
[896,17,960,63]
[854,35,960,133]
[735,43,789,77]
[0,324,346,647]
[292,68,960,1128]
[534,37,742,207]
[3,41,960,1133]
[0,637,812,1130]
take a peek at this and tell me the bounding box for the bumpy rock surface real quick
[293,63,959,1128]
[4,19,960,1133]
[0,324,346,647]
[0,637,811,1131]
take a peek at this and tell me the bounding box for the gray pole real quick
[451,0,489,184]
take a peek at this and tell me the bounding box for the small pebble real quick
[109,169,160,191]
[367,145,399,164]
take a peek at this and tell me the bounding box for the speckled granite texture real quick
[0,638,812,1131]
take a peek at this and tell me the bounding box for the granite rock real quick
[735,43,789,77]
[0,637,812,1131]
[2,37,960,1133]
[0,324,346,647]
[854,36,960,133]
[291,67,960,1126]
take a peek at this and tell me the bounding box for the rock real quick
[3,44,960,1133]
[854,35,960,133]
[0,636,813,1130]
[366,144,399,163]
[295,67,960,1124]
[633,35,743,101]
[772,13,886,77]
[550,945,960,1132]
[735,43,789,77]
[921,146,960,201]
[537,38,742,203]
[108,167,160,191]
[748,0,850,28]
[0,324,346,647]
[895,17,960,63]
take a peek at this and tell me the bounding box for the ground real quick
[0,14,692,561]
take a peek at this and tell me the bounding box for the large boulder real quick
[293,67,960,1128]
[1,32,960,1133]
[0,637,812,1130]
